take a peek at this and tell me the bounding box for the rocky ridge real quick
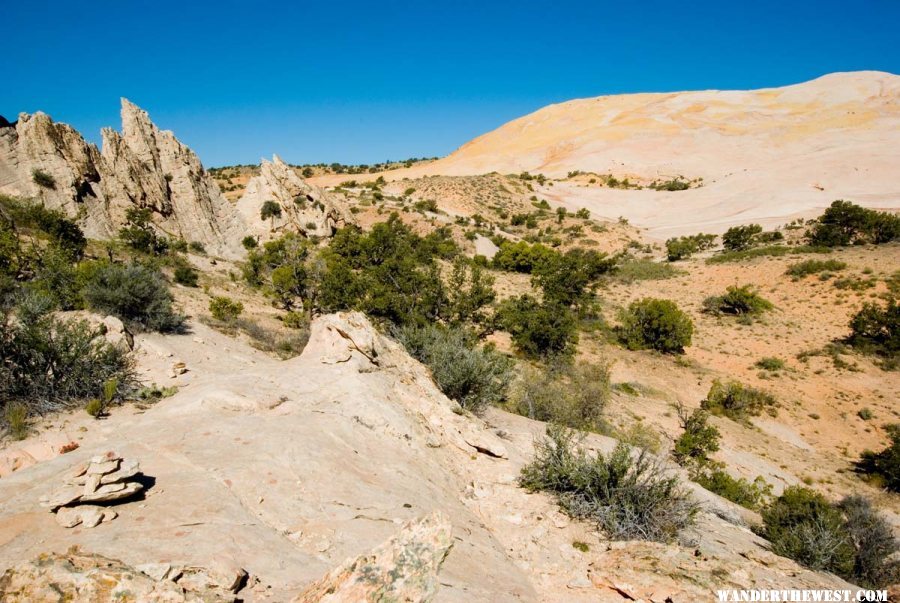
[0,100,349,257]
[236,154,350,243]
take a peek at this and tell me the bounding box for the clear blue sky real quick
[5,0,898,167]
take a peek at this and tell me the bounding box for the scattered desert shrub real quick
[497,295,577,358]
[82,261,185,332]
[761,486,853,574]
[312,216,459,326]
[722,224,763,251]
[837,495,900,588]
[706,244,831,264]
[761,488,900,587]
[260,200,282,227]
[520,425,698,542]
[618,298,693,354]
[168,239,188,253]
[531,248,614,308]
[188,241,205,254]
[847,298,899,368]
[856,424,900,493]
[0,294,134,416]
[414,198,439,213]
[786,259,847,278]
[672,408,720,467]
[807,200,900,247]
[235,317,308,359]
[671,406,772,509]
[755,230,784,244]
[31,169,56,189]
[613,257,680,282]
[616,422,662,454]
[3,401,29,440]
[857,408,874,421]
[833,275,877,291]
[85,377,119,418]
[0,198,87,305]
[209,296,243,324]
[665,233,716,261]
[507,361,610,432]
[695,470,772,510]
[491,240,558,273]
[701,379,776,421]
[173,262,199,287]
[445,257,496,326]
[119,208,168,255]
[650,177,690,192]
[1,199,87,260]
[702,284,773,316]
[796,342,859,372]
[241,235,258,250]
[755,357,785,371]
[281,310,308,330]
[135,383,178,403]
[27,246,87,310]
[395,324,512,414]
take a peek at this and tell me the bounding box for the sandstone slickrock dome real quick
[313,71,900,237]
[236,155,350,243]
[412,71,900,180]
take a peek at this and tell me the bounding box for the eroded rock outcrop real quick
[0,548,246,602]
[0,112,112,237]
[236,154,350,242]
[100,100,245,256]
[0,100,245,258]
[294,511,453,602]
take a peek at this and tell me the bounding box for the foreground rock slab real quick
[294,511,453,603]
[0,547,235,602]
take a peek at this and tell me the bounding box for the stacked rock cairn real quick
[40,451,143,528]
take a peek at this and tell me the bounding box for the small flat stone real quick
[80,481,142,503]
[41,486,83,510]
[63,461,89,480]
[86,459,120,475]
[90,451,121,464]
[99,459,140,484]
[55,507,83,528]
[83,474,101,496]
[79,506,105,528]
[54,505,117,529]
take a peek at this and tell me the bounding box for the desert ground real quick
[0,72,897,601]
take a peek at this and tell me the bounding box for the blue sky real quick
[5,0,898,166]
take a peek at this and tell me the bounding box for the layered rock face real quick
[0,112,112,238]
[100,100,245,255]
[236,154,350,243]
[0,100,245,258]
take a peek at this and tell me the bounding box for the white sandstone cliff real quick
[236,154,350,243]
[0,100,245,258]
